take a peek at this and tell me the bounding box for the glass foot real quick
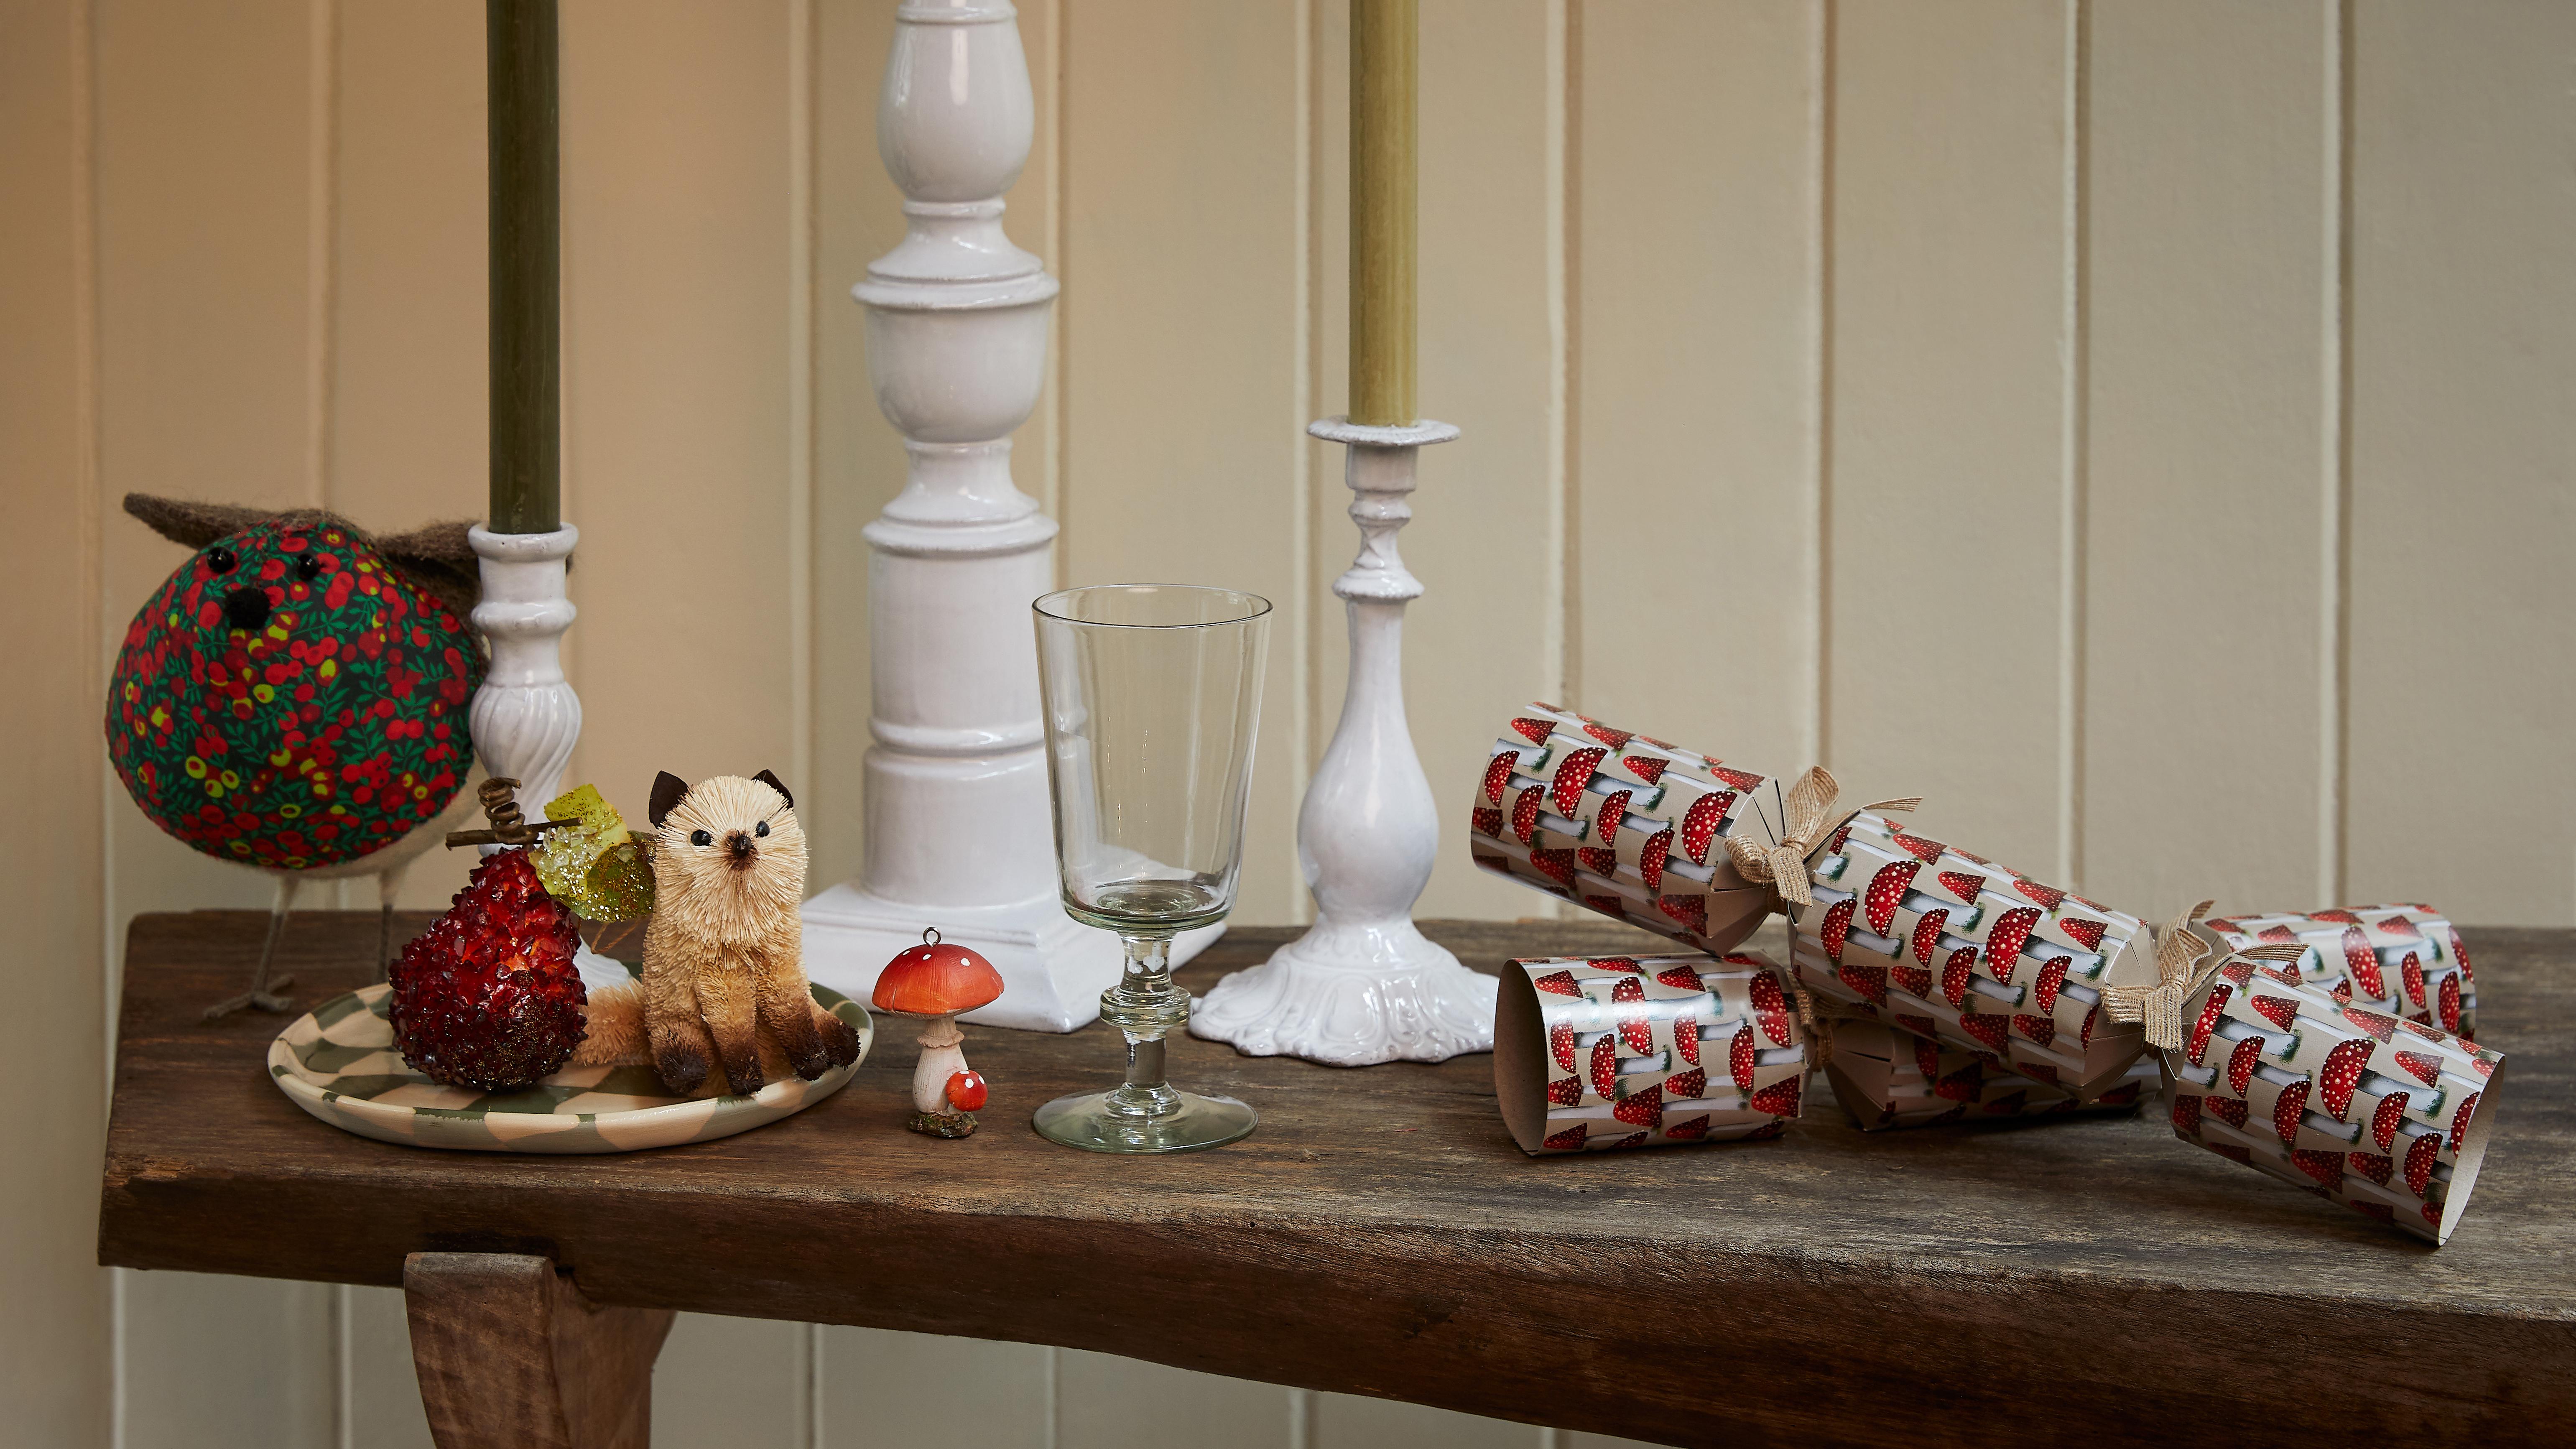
[1031,1087,1257,1154]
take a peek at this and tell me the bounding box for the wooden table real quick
[102,913,2576,1448]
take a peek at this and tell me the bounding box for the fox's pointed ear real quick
[752,770,793,810]
[649,771,690,829]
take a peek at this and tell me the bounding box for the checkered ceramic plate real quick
[267,981,873,1153]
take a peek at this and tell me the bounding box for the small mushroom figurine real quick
[873,929,1005,1137]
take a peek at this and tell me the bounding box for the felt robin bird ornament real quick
[569,771,860,1096]
[105,494,486,1016]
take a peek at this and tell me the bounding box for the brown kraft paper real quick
[1467,704,1778,957]
[1495,952,1809,1155]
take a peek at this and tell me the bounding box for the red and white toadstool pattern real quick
[2160,949,2503,1244]
[1821,1015,2156,1131]
[2200,905,2477,1042]
[1468,704,1778,958]
[1787,811,2153,1098]
[1506,952,1808,1154]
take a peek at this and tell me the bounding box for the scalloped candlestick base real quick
[1191,920,1495,1066]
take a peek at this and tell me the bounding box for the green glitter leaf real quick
[534,784,656,920]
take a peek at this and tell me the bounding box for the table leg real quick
[404,1251,676,1449]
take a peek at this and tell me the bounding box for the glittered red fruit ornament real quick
[388,848,587,1092]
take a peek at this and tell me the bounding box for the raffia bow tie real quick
[2102,901,2219,1050]
[1722,765,1921,910]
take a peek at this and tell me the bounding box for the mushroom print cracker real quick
[2153,935,2505,1244]
[2201,905,2477,1042]
[1494,952,1811,1154]
[1467,703,1784,958]
[580,771,859,1097]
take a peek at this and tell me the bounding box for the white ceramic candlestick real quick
[800,0,1213,1032]
[469,523,581,810]
[1192,419,1496,1066]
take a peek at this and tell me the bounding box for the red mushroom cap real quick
[872,931,1005,1016]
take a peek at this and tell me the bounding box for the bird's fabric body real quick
[106,503,482,872]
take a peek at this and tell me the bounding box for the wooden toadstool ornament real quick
[873,929,1004,1137]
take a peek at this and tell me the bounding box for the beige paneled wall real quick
[9,0,2572,1444]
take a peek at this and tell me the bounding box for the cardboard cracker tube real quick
[2200,904,2477,1042]
[1495,951,1808,1155]
[1785,809,2156,1097]
[1468,704,1778,958]
[1822,1016,2155,1131]
[2157,948,2504,1245]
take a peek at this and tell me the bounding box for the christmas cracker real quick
[2112,902,2493,1242]
[2201,905,2476,1041]
[1822,1015,2155,1131]
[1467,704,1779,958]
[1494,951,1809,1155]
[1788,809,2155,1098]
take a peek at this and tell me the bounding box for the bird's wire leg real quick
[204,875,300,1021]
[375,860,411,984]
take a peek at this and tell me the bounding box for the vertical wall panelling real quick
[1054,1350,1295,1449]
[646,1313,810,1448]
[94,2,342,1441]
[2321,0,2353,912]
[1310,1391,1543,1448]
[556,0,797,798]
[2345,0,2576,922]
[1574,0,1820,784]
[2054,0,2084,889]
[791,0,818,814]
[2081,1,2334,916]
[1288,0,1316,920]
[0,0,112,1438]
[1825,0,2072,850]
[1351,0,1562,921]
[1058,0,1305,922]
[818,1327,1053,1448]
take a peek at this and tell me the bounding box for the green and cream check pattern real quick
[269,980,873,1153]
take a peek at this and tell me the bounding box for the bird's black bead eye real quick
[296,552,323,582]
[754,820,770,838]
[205,546,237,576]
[690,829,713,847]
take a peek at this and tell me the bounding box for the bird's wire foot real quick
[202,979,298,1022]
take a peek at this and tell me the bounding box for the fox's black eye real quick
[690,829,713,847]
[296,552,323,582]
[754,820,769,838]
[205,546,237,575]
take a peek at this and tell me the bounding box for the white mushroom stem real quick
[911,1013,968,1115]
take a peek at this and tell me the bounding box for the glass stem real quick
[1099,933,1190,1118]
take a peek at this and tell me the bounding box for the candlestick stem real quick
[1350,0,1417,427]
[487,0,559,535]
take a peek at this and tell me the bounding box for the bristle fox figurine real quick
[571,770,860,1096]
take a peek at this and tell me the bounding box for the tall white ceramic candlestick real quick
[1193,0,1492,1065]
[1190,421,1496,1065]
[799,0,1214,1032]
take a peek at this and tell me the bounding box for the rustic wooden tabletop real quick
[100,911,2576,1448]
